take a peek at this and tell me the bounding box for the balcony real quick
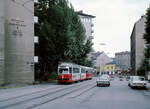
[91,30,94,33]
[89,36,94,39]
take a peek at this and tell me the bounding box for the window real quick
[81,68,86,73]
[73,68,79,73]
[59,68,68,74]
[69,67,72,73]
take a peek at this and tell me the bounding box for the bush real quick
[48,72,57,80]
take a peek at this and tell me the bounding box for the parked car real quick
[128,76,147,89]
[96,76,110,87]
[119,75,123,81]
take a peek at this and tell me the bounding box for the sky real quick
[68,0,150,57]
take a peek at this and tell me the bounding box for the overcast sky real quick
[68,0,150,57]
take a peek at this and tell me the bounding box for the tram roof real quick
[59,62,93,69]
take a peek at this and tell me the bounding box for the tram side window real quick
[69,68,72,73]
[73,68,79,73]
[81,68,86,73]
[59,68,68,74]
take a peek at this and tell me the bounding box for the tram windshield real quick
[59,68,69,74]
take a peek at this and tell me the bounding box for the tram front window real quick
[59,68,69,74]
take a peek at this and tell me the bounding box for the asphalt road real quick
[0,77,150,109]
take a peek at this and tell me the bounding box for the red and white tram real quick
[85,67,93,80]
[57,62,93,84]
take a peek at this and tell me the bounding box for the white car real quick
[96,76,110,87]
[101,74,110,80]
[128,76,147,89]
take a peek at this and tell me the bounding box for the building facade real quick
[88,51,102,68]
[96,52,113,72]
[115,51,131,71]
[103,61,116,75]
[130,16,145,75]
[77,11,95,66]
[0,0,34,85]
[77,11,95,42]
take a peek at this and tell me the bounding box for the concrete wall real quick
[135,17,145,73]
[0,0,5,85]
[4,0,34,84]
[130,26,136,75]
[0,0,34,84]
[130,16,145,75]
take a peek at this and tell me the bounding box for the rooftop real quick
[76,10,96,18]
[106,61,116,65]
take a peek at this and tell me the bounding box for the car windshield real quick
[99,77,109,81]
[133,77,145,81]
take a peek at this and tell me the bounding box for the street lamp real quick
[99,43,106,46]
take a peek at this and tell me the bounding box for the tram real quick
[57,62,94,84]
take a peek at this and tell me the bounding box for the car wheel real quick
[128,83,130,87]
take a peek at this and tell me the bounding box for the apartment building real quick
[77,10,95,42]
[96,52,113,72]
[130,16,146,75]
[115,51,131,71]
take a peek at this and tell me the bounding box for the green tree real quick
[35,0,92,80]
[144,7,150,44]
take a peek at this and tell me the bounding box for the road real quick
[0,77,150,109]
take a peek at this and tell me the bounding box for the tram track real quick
[0,80,95,109]
[0,80,92,103]
[26,82,96,109]
[0,85,62,102]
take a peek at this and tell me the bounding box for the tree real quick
[143,7,150,72]
[143,7,150,44]
[35,0,92,80]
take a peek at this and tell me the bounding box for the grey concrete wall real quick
[130,26,136,75]
[135,17,145,73]
[0,0,5,85]
[4,0,34,84]
[115,51,130,71]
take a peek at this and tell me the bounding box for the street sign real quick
[34,56,38,63]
